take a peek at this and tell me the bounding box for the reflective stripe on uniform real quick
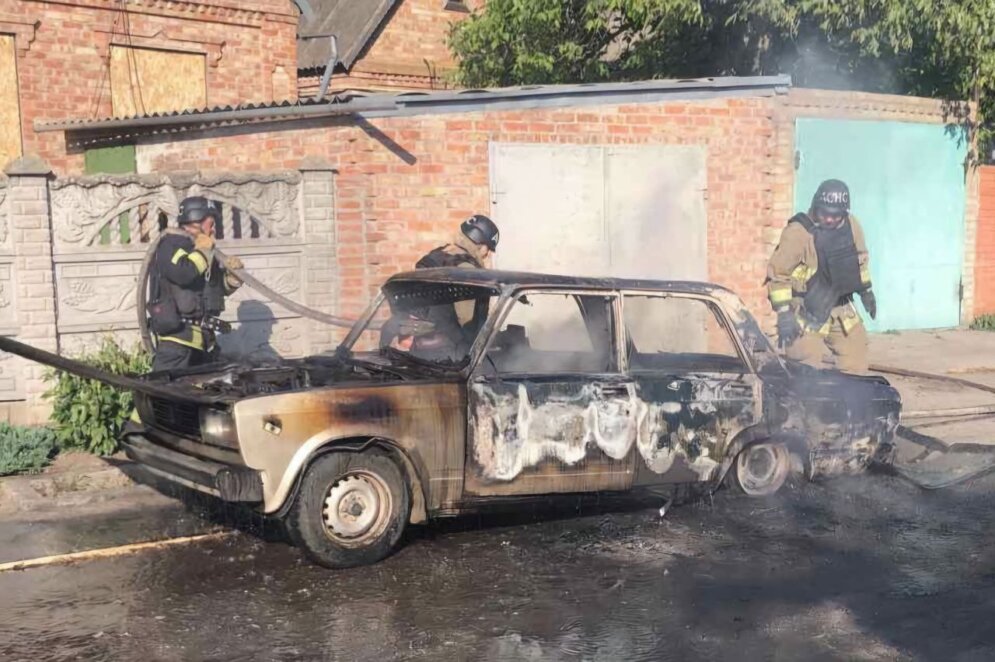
[840,303,860,334]
[160,325,205,350]
[791,264,816,283]
[860,265,872,286]
[802,305,860,336]
[171,247,209,275]
[187,251,208,274]
[769,287,793,305]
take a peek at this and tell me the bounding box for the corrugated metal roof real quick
[297,0,398,71]
[37,76,792,142]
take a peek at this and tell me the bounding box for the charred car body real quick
[0,269,901,567]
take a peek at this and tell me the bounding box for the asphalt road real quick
[2,471,995,661]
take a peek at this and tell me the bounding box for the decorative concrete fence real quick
[0,157,338,424]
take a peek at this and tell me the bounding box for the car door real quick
[620,292,761,486]
[463,289,638,497]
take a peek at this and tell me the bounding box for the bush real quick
[970,314,995,331]
[44,338,151,456]
[0,423,57,476]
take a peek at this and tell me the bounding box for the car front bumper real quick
[121,432,263,503]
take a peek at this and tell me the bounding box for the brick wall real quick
[976,166,995,317]
[301,0,481,96]
[0,0,299,173]
[135,95,779,327]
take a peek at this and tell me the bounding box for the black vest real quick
[792,213,863,326]
[415,245,483,269]
[150,233,226,321]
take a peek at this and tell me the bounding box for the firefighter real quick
[415,214,499,271]
[147,196,244,372]
[766,179,877,373]
[409,214,500,347]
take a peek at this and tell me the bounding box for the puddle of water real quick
[3,475,995,660]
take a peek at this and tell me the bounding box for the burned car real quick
[0,269,901,568]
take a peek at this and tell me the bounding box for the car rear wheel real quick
[286,450,410,568]
[732,442,790,496]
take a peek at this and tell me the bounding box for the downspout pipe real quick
[317,35,339,102]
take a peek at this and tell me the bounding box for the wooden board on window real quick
[0,35,22,170]
[110,46,206,117]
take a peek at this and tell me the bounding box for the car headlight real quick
[199,408,239,449]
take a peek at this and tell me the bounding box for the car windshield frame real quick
[337,279,501,372]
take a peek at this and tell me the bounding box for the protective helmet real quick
[178,196,221,225]
[811,179,850,216]
[460,214,500,251]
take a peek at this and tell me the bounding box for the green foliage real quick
[970,314,995,331]
[0,423,56,476]
[448,0,704,87]
[44,338,151,456]
[449,0,991,142]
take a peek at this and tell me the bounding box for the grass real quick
[970,314,995,331]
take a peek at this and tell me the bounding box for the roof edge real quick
[40,75,792,136]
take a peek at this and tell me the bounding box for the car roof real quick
[385,267,737,297]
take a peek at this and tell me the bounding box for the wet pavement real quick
[3,472,995,661]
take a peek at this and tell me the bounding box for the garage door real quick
[795,119,968,331]
[489,143,708,281]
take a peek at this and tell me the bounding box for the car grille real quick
[149,398,201,439]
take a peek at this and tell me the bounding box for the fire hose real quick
[136,237,373,353]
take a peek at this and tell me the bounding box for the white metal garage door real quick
[489,143,708,281]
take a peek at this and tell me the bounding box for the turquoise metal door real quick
[794,119,967,331]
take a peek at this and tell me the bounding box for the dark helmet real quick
[811,179,850,216]
[178,196,220,225]
[460,214,500,251]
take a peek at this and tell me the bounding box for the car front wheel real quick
[286,450,410,568]
[732,442,790,496]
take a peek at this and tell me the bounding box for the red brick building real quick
[0,0,300,173]
[296,0,481,97]
[40,80,982,331]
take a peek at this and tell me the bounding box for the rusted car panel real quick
[229,382,465,516]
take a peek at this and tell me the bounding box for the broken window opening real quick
[623,294,746,373]
[485,291,617,374]
[344,281,498,369]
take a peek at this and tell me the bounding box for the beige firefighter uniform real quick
[766,215,873,373]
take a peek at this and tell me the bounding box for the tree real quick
[449,0,992,138]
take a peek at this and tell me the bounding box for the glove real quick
[225,255,244,272]
[776,309,801,349]
[194,233,215,253]
[860,289,877,320]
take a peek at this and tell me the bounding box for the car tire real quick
[732,442,790,497]
[286,450,410,569]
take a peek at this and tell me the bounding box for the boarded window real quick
[0,34,22,169]
[110,46,206,117]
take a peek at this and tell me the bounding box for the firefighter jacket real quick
[766,214,872,334]
[149,229,239,350]
[415,232,488,327]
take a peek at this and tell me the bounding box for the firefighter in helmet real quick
[415,214,499,271]
[147,196,244,371]
[410,214,500,346]
[766,179,877,373]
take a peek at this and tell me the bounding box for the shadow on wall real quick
[219,300,281,363]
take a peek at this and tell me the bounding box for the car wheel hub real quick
[322,472,391,542]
